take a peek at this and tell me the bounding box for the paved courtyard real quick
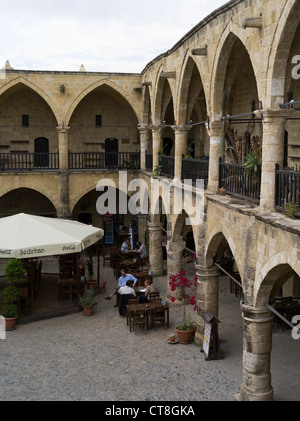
[0,258,299,401]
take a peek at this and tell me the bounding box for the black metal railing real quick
[69,152,140,170]
[159,155,174,178]
[182,158,209,188]
[275,164,300,216]
[145,153,153,172]
[0,152,59,171]
[219,160,261,202]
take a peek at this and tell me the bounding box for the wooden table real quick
[126,302,169,331]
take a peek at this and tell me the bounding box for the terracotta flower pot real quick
[5,317,17,331]
[83,307,95,316]
[175,327,196,344]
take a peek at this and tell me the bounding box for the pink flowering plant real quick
[169,269,201,331]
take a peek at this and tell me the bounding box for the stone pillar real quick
[166,238,186,304]
[207,122,223,194]
[260,110,290,212]
[195,264,220,345]
[138,214,148,244]
[138,126,151,170]
[240,304,274,401]
[173,126,192,179]
[57,126,71,219]
[148,222,164,276]
[152,126,162,171]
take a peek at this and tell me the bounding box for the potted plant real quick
[79,287,98,316]
[169,269,201,344]
[2,259,26,330]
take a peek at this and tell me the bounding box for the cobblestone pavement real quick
[0,259,299,401]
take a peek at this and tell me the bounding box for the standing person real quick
[121,239,131,254]
[105,269,137,306]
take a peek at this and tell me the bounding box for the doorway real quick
[34,137,49,167]
[105,138,119,168]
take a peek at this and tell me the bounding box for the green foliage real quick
[152,165,162,176]
[2,304,18,318]
[284,202,298,219]
[177,316,195,332]
[2,259,26,319]
[3,285,20,305]
[79,288,98,308]
[4,259,26,284]
[242,151,262,173]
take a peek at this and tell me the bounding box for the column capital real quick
[207,121,223,138]
[257,108,294,123]
[172,125,193,133]
[57,125,70,133]
[241,302,274,324]
[138,125,151,134]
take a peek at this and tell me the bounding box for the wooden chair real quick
[131,309,147,335]
[152,305,166,330]
[19,287,31,315]
[149,292,160,301]
[126,299,140,326]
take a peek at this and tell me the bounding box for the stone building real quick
[0,0,300,401]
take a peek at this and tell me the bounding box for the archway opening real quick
[214,34,260,165]
[0,188,56,217]
[256,264,300,401]
[205,231,243,377]
[0,84,58,157]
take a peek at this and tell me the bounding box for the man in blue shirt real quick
[105,269,137,306]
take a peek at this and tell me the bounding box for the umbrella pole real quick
[97,240,100,289]
[76,252,82,297]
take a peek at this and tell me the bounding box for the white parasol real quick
[0,213,104,259]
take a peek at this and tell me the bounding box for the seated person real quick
[134,241,148,259]
[139,279,155,303]
[105,269,137,306]
[119,280,136,317]
[121,239,131,254]
[119,280,136,297]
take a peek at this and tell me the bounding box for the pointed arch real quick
[210,24,260,120]
[0,76,60,125]
[65,78,141,126]
[177,55,208,126]
[266,0,300,108]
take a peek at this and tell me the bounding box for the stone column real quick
[138,126,151,170]
[152,126,162,171]
[260,110,290,212]
[166,238,186,304]
[173,126,192,179]
[148,222,164,276]
[240,303,274,401]
[195,264,220,345]
[57,126,71,219]
[138,214,148,244]
[207,121,223,194]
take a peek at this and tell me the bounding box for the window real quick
[96,115,102,128]
[22,115,29,127]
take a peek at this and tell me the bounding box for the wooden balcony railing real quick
[0,152,59,171]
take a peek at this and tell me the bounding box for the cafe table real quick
[126,302,169,332]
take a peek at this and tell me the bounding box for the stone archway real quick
[0,188,57,217]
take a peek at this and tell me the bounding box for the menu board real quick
[203,322,212,357]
